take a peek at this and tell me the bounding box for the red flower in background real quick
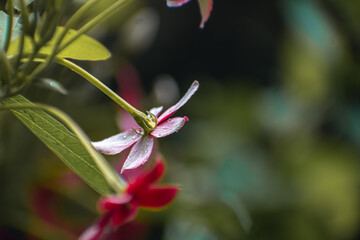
[167,0,213,28]
[79,159,179,240]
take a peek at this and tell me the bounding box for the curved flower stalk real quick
[79,159,179,240]
[167,0,213,28]
[93,81,199,172]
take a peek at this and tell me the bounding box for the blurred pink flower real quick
[93,81,199,172]
[116,63,144,131]
[79,159,178,240]
[167,0,213,28]
[31,187,80,239]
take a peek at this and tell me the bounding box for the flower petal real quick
[92,129,142,155]
[98,194,132,211]
[116,63,143,131]
[150,106,163,117]
[127,159,165,194]
[79,212,112,240]
[117,112,139,132]
[150,117,188,138]
[133,186,179,208]
[122,135,154,172]
[111,205,138,227]
[198,0,213,28]
[167,0,191,7]
[157,81,199,123]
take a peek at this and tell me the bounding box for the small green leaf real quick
[2,95,112,196]
[8,26,111,60]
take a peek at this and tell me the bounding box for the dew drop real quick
[123,135,127,139]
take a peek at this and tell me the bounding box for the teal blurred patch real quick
[164,219,218,240]
[0,11,22,48]
[282,0,340,58]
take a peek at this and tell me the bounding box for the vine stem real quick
[57,59,145,119]
[0,48,13,93]
[0,103,127,193]
[15,56,156,132]
[57,59,157,133]
[4,0,14,52]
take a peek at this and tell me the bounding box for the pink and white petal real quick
[157,81,199,123]
[92,129,142,155]
[117,111,139,132]
[167,0,191,7]
[78,212,112,240]
[122,136,154,172]
[149,106,163,117]
[198,0,213,28]
[151,117,188,138]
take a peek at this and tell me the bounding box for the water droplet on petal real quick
[123,135,127,139]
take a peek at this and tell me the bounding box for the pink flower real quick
[167,0,213,28]
[79,159,179,240]
[93,81,199,172]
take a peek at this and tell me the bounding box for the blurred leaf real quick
[282,0,341,59]
[36,78,68,95]
[220,191,252,233]
[292,144,360,238]
[8,26,111,60]
[1,95,112,196]
[281,35,329,103]
[164,218,218,240]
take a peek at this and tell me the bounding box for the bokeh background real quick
[1,0,360,239]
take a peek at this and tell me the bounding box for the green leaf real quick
[7,26,111,61]
[1,95,112,196]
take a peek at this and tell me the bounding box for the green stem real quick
[58,59,139,115]
[0,48,13,92]
[4,0,14,52]
[14,26,25,69]
[13,55,156,131]
[0,103,127,193]
[57,58,156,132]
[19,0,31,34]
